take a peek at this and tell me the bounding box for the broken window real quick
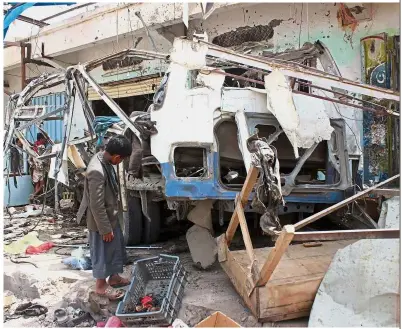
[295,59,316,93]
[215,119,247,187]
[255,124,340,186]
[173,147,207,178]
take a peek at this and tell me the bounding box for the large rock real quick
[309,197,400,327]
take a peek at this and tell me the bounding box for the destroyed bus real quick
[6,38,397,246]
[116,38,393,245]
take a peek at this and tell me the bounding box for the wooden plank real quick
[223,240,353,323]
[225,165,259,245]
[232,240,353,281]
[257,225,295,287]
[217,234,227,263]
[258,301,312,322]
[294,174,400,231]
[225,211,239,245]
[236,203,256,264]
[68,145,86,169]
[219,246,259,317]
[260,275,323,309]
[291,229,399,242]
[239,165,260,205]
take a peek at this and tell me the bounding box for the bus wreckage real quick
[4,36,399,267]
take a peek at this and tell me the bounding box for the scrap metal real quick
[4,37,400,215]
[197,37,400,102]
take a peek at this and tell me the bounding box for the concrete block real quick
[186,225,217,270]
[309,239,400,327]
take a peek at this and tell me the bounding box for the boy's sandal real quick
[15,303,48,317]
[96,287,125,301]
[108,276,130,288]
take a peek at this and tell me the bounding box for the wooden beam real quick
[294,175,400,231]
[225,165,259,245]
[290,229,399,242]
[240,165,259,205]
[4,41,21,48]
[257,225,295,287]
[236,203,256,264]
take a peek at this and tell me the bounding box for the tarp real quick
[93,116,122,147]
[4,2,75,38]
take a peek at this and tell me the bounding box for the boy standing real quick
[77,135,132,300]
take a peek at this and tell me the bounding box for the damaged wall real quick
[189,2,399,169]
[192,3,399,81]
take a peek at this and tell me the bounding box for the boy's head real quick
[105,135,132,165]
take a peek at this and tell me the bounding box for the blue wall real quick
[26,92,65,143]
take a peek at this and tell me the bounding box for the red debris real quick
[26,242,55,255]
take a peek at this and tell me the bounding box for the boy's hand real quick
[103,231,114,242]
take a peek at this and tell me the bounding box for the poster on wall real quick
[360,33,392,184]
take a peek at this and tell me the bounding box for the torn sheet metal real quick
[68,145,86,169]
[196,69,225,90]
[250,76,334,152]
[182,2,189,28]
[235,110,252,172]
[49,144,69,186]
[264,70,299,158]
[292,93,334,149]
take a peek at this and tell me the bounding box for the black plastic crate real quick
[116,254,187,327]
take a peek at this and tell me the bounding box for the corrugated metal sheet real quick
[87,77,162,101]
[26,92,65,144]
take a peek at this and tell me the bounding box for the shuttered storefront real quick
[87,76,162,101]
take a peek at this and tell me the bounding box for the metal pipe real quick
[16,107,65,131]
[296,80,398,116]
[53,243,162,249]
[41,3,95,22]
[20,44,26,90]
[210,69,396,116]
[292,90,395,116]
[200,38,400,101]
[135,11,158,53]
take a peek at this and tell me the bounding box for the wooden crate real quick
[195,311,241,327]
[218,166,399,322]
[220,239,354,322]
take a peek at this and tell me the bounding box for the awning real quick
[87,77,162,101]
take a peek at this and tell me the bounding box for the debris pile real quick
[124,294,161,313]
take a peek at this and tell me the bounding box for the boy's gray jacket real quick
[77,152,119,235]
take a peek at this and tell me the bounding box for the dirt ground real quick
[3,215,308,328]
